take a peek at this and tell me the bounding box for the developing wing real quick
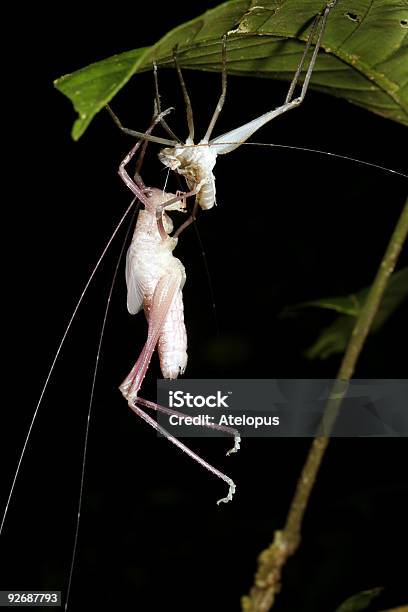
[125,247,145,315]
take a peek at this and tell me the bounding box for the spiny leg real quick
[106,104,177,147]
[153,61,180,142]
[117,102,163,192]
[133,108,171,189]
[118,109,174,211]
[203,35,228,142]
[137,396,241,455]
[119,143,153,210]
[286,0,337,104]
[129,400,236,504]
[173,45,195,142]
[134,133,150,178]
[118,113,174,241]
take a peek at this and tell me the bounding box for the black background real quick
[1,2,407,611]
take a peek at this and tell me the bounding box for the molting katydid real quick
[116,109,240,506]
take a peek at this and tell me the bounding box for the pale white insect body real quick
[123,187,188,381]
[158,102,304,210]
[159,139,218,209]
[114,114,240,507]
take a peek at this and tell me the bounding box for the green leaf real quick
[55,48,149,141]
[334,587,383,612]
[54,0,408,139]
[284,267,408,360]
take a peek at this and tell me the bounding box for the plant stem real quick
[242,197,408,612]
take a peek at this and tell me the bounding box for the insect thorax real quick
[159,142,218,209]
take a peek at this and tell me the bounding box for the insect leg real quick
[153,61,181,142]
[289,0,337,104]
[203,35,228,142]
[130,399,236,504]
[210,1,337,155]
[155,187,200,215]
[120,272,182,402]
[118,109,173,212]
[137,396,241,456]
[173,198,200,239]
[153,187,199,241]
[119,147,151,208]
[284,11,321,104]
[173,45,195,142]
[134,135,150,178]
[106,104,178,146]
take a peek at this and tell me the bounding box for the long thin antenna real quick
[64,204,137,611]
[192,217,219,336]
[232,142,408,178]
[173,139,405,177]
[0,200,135,538]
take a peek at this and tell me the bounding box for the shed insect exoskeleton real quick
[108,0,338,214]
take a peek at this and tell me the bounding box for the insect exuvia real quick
[108,0,338,213]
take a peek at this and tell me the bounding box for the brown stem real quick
[242,197,408,612]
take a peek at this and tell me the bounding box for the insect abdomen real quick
[197,177,216,210]
[157,289,187,379]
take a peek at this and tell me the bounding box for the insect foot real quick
[118,378,137,405]
[217,477,236,505]
[226,433,241,457]
[119,379,131,397]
